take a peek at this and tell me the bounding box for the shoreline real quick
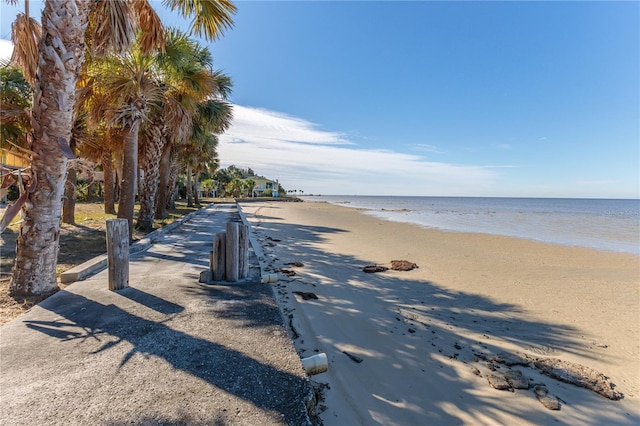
[242,200,639,425]
[304,196,640,256]
[348,202,640,257]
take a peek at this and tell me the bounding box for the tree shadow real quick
[22,288,311,425]
[10,203,313,425]
[116,287,184,315]
[241,206,638,425]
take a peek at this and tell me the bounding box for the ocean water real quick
[304,196,640,255]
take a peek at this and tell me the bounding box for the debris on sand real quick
[279,268,296,277]
[342,351,364,363]
[533,358,623,400]
[288,315,300,339]
[478,350,623,401]
[362,265,388,273]
[293,291,318,300]
[505,370,530,389]
[390,260,418,271]
[489,351,531,367]
[534,385,561,410]
[487,373,512,390]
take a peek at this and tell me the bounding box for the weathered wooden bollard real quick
[203,221,250,283]
[238,224,249,279]
[212,232,226,281]
[106,219,129,290]
[225,222,240,282]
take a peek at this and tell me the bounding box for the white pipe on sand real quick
[301,353,328,376]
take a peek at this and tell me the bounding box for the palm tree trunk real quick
[117,121,140,241]
[10,0,92,297]
[194,169,200,205]
[62,141,78,224]
[155,143,172,219]
[166,148,179,210]
[137,118,164,231]
[186,163,194,207]
[102,149,116,214]
[62,166,76,224]
[113,146,124,201]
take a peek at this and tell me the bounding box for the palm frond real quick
[10,13,41,85]
[71,114,99,154]
[162,0,236,41]
[157,28,192,70]
[179,68,217,102]
[1,62,32,149]
[164,97,192,144]
[0,64,32,105]
[0,102,29,144]
[91,0,138,57]
[133,0,166,54]
[197,99,233,134]
[212,69,232,99]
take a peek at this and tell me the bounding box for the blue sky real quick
[1,1,638,198]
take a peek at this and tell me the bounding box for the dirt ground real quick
[0,201,206,326]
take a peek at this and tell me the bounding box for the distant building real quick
[0,148,29,170]
[247,177,279,197]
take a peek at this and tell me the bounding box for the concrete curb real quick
[59,203,220,284]
[236,202,269,277]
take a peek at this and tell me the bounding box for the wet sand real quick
[241,200,639,425]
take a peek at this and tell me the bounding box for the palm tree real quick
[193,147,220,205]
[226,177,243,198]
[8,0,236,296]
[187,98,233,205]
[151,35,232,221]
[108,50,160,239]
[9,0,96,297]
[243,178,255,198]
[77,45,162,238]
[200,177,216,197]
[138,29,224,229]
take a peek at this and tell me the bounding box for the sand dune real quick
[241,200,639,425]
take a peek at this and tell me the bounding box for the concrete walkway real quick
[0,203,313,425]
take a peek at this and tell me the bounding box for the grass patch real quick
[0,198,216,326]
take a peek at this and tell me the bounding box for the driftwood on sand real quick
[293,291,318,300]
[362,260,419,273]
[483,351,623,401]
[533,358,623,401]
[362,265,388,273]
[534,385,561,410]
[390,260,419,271]
[278,268,296,277]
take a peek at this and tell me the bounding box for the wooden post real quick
[225,222,240,282]
[106,219,129,290]
[238,224,250,279]
[213,232,226,281]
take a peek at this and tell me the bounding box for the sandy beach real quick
[240,200,640,425]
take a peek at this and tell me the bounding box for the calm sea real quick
[303,196,640,255]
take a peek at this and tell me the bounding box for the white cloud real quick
[0,39,13,61]
[228,105,350,146]
[219,105,506,196]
